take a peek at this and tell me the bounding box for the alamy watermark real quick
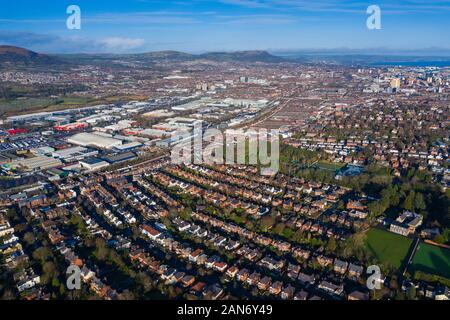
[66,5,81,30]
[367,5,381,30]
[66,265,81,290]
[366,265,383,290]
[170,121,280,176]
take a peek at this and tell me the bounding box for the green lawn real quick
[365,228,413,269]
[0,95,148,116]
[0,97,57,113]
[409,243,450,279]
[313,161,345,171]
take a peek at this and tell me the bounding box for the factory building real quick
[13,156,62,171]
[52,146,99,162]
[102,152,137,164]
[67,132,123,149]
[114,142,142,151]
[79,158,110,171]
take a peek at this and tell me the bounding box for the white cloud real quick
[98,37,145,51]
[0,31,148,53]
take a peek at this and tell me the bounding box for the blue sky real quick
[0,0,449,53]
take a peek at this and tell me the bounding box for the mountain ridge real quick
[0,45,64,66]
[0,45,287,66]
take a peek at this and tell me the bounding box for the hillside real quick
[198,50,286,63]
[0,45,63,67]
[61,50,286,64]
[0,46,287,69]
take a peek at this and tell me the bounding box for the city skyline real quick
[0,0,450,53]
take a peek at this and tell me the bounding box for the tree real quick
[389,276,399,290]
[403,191,415,211]
[383,185,401,207]
[406,285,417,300]
[94,238,109,261]
[368,201,385,217]
[282,227,294,240]
[414,192,426,211]
[292,230,305,243]
[433,228,450,245]
[14,223,27,233]
[434,234,446,244]
[1,289,15,300]
[52,277,60,287]
[41,261,58,285]
[273,223,285,235]
[326,237,337,254]
[70,215,88,235]
[23,232,36,246]
[342,232,368,260]
[32,247,52,263]
[119,289,136,300]
[136,272,153,292]
[260,215,275,232]
[59,283,66,297]
[395,291,406,300]
[179,207,192,221]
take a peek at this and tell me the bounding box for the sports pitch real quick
[409,242,450,279]
[365,228,412,269]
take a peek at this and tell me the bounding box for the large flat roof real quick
[68,132,122,149]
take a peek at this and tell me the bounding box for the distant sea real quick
[273,51,450,67]
[371,60,450,67]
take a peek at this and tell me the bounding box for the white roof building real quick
[13,156,62,170]
[68,132,122,149]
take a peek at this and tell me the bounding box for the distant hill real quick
[0,45,63,67]
[198,51,286,63]
[136,50,196,61]
[133,50,286,63]
[0,46,287,69]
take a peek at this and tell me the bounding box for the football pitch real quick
[409,242,450,279]
[365,228,412,269]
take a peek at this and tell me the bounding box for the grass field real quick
[365,228,413,269]
[0,95,148,116]
[0,97,58,114]
[313,161,346,171]
[409,243,450,279]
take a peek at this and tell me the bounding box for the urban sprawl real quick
[0,53,449,301]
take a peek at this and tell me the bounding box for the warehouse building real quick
[79,158,110,171]
[138,128,170,138]
[67,132,123,149]
[102,152,137,164]
[33,146,56,156]
[13,156,62,171]
[114,141,142,151]
[52,146,98,162]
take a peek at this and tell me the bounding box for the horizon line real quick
[3,44,450,57]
